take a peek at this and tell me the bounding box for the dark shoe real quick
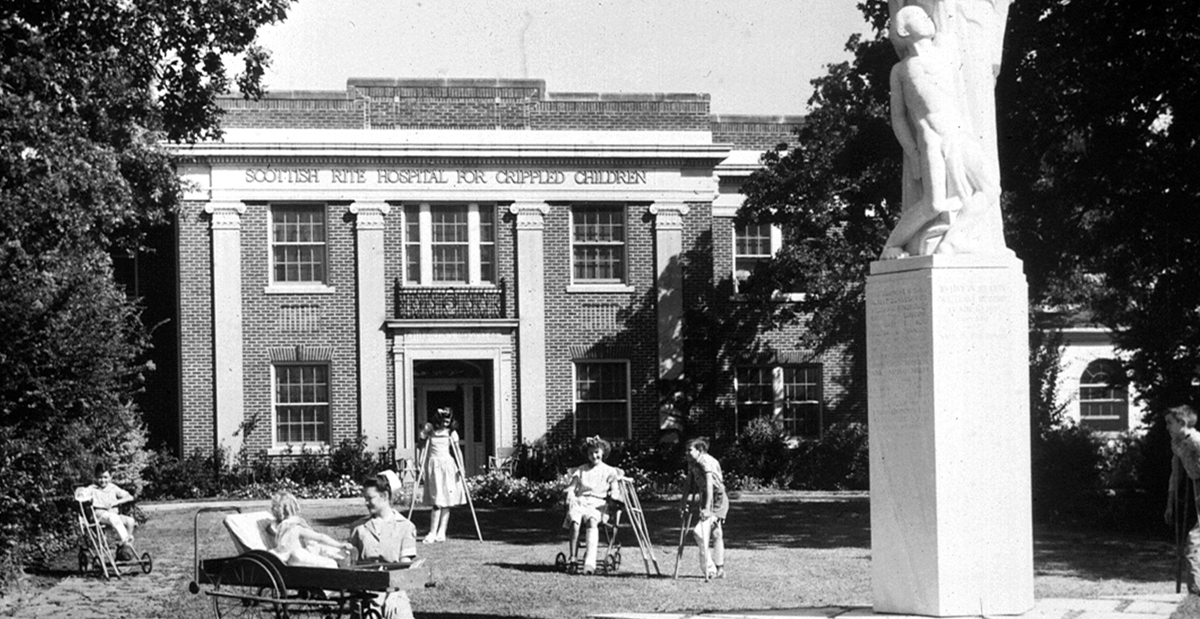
[116,543,136,562]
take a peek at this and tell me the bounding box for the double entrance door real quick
[414,378,488,475]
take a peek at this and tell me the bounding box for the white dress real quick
[422,430,466,507]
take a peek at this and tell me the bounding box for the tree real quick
[0,0,291,581]
[997,0,1200,413]
[742,0,1200,416]
[736,1,896,393]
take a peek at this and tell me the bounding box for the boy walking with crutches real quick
[678,437,728,580]
[1165,405,1200,595]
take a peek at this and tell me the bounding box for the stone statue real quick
[880,0,1012,260]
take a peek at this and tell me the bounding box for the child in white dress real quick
[420,407,466,543]
[268,491,352,567]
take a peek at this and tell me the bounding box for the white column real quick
[350,202,391,452]
[393,344,413,459]
[497,348,515,456]
[866,255,1033,616]
[509,202,550,441]
[649,203,690,381]
[205,202,246,456]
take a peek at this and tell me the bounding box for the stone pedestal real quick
[866,255,1033,616]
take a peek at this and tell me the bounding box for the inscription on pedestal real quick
[867,281,931,444]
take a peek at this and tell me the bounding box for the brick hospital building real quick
[163,77,1134,470]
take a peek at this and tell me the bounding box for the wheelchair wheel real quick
[607,551,621,574]
[212,554,286,619]
[140,552,153,574]
[554,552,567,573]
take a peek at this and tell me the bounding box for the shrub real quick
[141,447,235,500]
[468,471,568,506]
[329,436,379,482]
[510,436,579,482]
[226,475,361,500]
[722,417,793,488]
[1031,422,1105,522]
[789,422,869,490]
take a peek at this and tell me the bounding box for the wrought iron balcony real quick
[393,279,508,320]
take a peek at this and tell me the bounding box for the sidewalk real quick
[593,594,1186,619]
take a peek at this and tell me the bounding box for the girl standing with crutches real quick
[419,407,467,543]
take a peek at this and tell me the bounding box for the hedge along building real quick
[169,77,864,470]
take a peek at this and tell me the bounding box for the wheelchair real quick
[75,489,153,579]
[554,495,625,576]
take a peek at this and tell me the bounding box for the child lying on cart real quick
[268,491,353,568]
[562,436,621,575]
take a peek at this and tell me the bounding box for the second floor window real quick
[404,203,496,285]
[573,205,626,283]
[733,222,780,292]
[272,204,327,284]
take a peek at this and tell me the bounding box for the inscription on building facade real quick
[244,167,648,186]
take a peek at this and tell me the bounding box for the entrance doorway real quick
[413,360,491,474]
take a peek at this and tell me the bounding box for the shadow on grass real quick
[23,565,81,579]
[264,492,1181,589]
[443,495,874,551]
[1033,523,1176,584]
[486,561,561,574]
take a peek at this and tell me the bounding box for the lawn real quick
[14,492,1184,619]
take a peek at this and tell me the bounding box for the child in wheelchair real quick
[559,436,622,575]
[79,463,137,558]
[75,462,153,576]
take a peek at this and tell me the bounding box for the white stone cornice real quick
[204,202,247,230]
[509,202,550,230]
[349,202,391,230]
[649,202,691,230]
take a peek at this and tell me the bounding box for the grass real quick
[13,492,1186,619]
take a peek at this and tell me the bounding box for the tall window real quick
[782,366,822,437]
[1079,359,1128,427]
[272,204,327,284]
[733,222,780,292]
[735,364,823,438]
[274,364,331,445]
[573,205,626,283]
[404,203,496,285]
[574,361,629,439]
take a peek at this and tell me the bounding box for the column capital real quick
[509,202,550,230]
[349,202,392,230]
[204,202,247,230]
[649,202,691,230]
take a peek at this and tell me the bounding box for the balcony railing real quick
[393,279,508,320]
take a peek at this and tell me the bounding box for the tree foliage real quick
[998,0,1200,412]
[741,0,1200,416]
[0,0,291,580]
[737,2,897,360]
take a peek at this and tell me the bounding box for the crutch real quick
[407,443,431,520]
[1177,472,1190,594]
[449,437,483,541]
[673,509,693,579]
